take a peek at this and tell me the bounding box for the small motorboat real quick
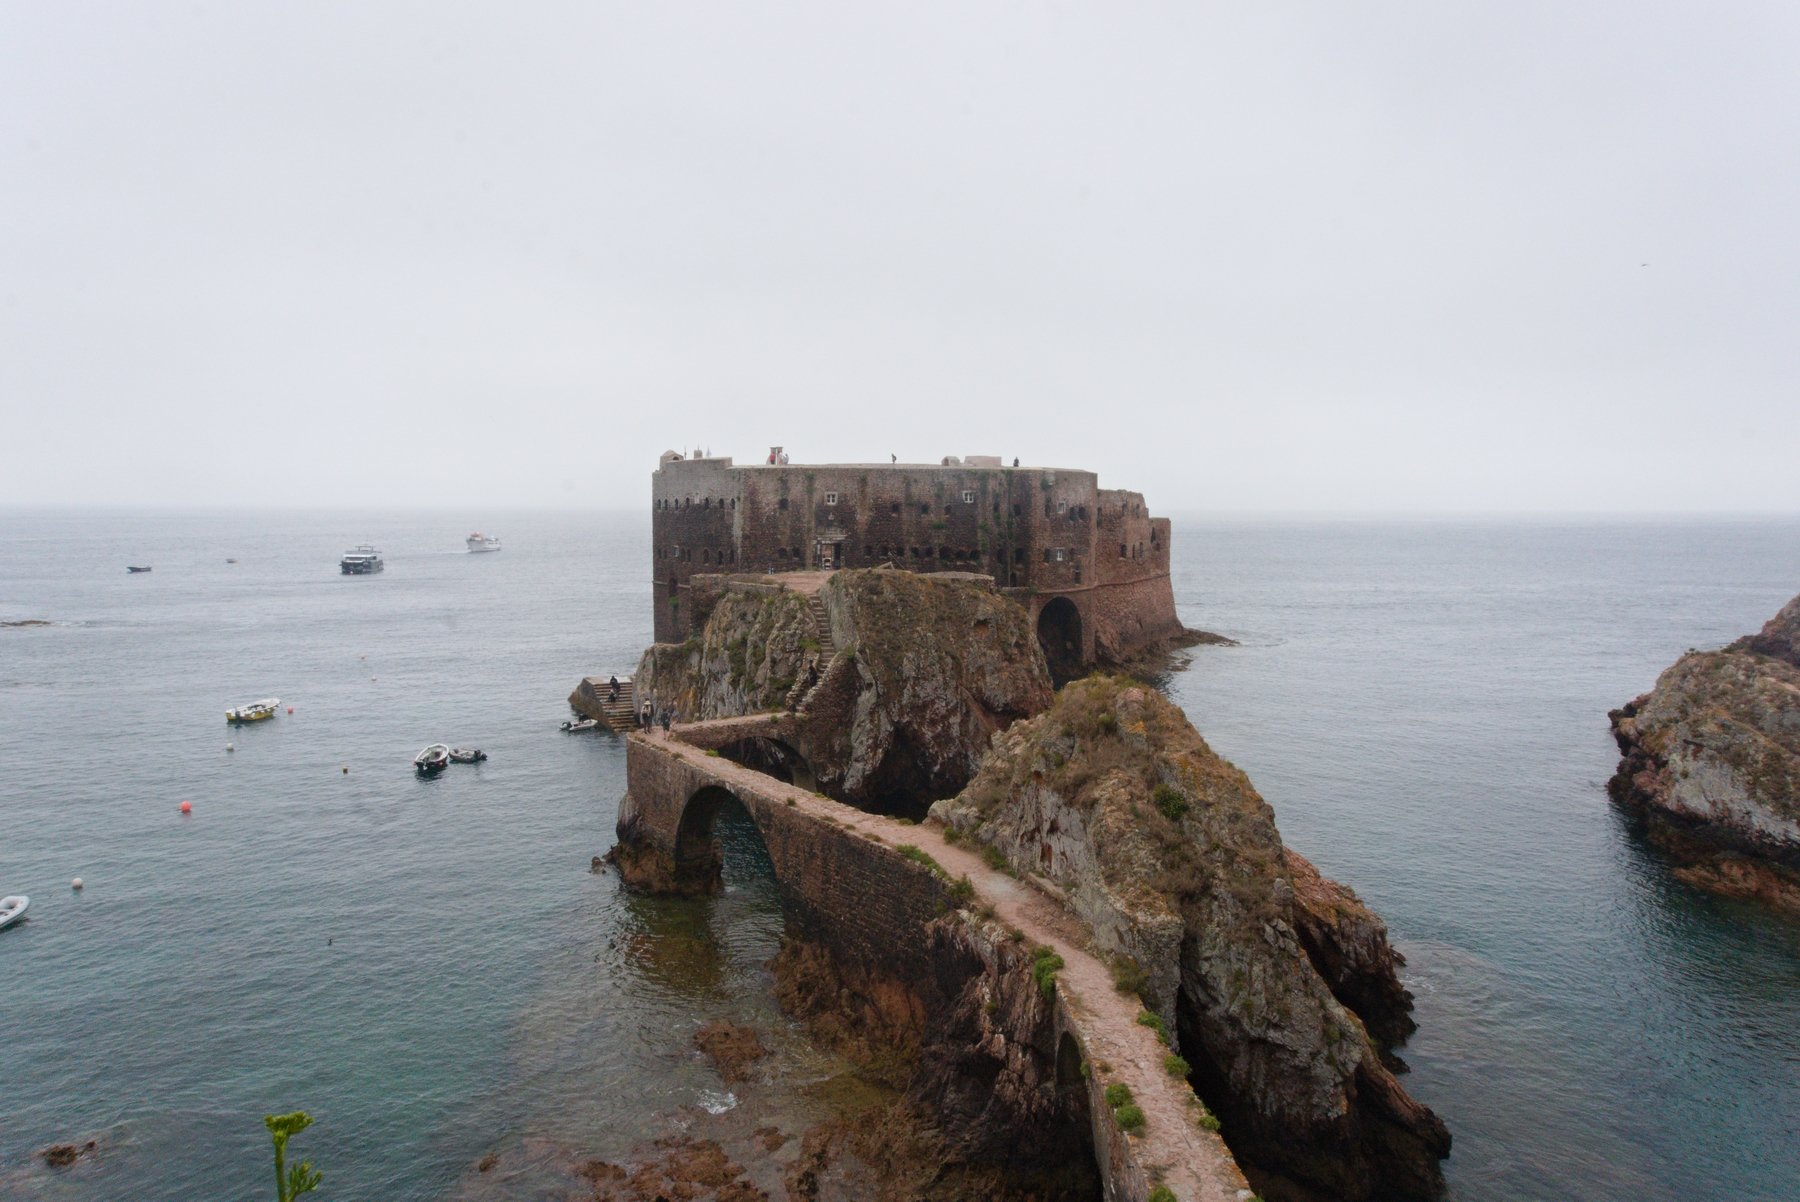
[466,532,502,553]
[226,698,281,724]
[448,747,487,763]
[126,565,152,574]
[414,744,451,773]
[0,895,28,932]
[561,718,599,733]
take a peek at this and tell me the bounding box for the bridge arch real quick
[716,735,818,793]
[1036,595,1084,683]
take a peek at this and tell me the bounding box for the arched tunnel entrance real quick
[1036,596,1084,684]
[716,736,818,793]
[673,784,781,896]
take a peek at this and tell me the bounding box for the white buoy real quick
[71,878,83,890]
[226,742,235,752]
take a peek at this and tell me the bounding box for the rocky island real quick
[1609,593,1800,911]
[601,455,1446,1202]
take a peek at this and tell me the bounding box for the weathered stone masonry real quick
[650,452,1186,670]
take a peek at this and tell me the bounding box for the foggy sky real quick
[4,3,1798,513]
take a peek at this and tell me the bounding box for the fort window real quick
[1014,548,1025,564]
[777,548,788,560]
[730,498,736,509]
[825,492,839,505]
[1058,501,1067,515]
[939,547,950,560]
[891,502,901,515]
[703,498,711,508]
[778,498,789,510]
[1120,544,1128,558]
[1013,504,1022,516]
[1074,564,1082,583]
[863,545,873,558]
[792,547,800,561]
[961,490,975,503]
[920,504,930,516]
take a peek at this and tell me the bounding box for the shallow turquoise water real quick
[2,510,1797,1200]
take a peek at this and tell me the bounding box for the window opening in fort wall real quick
[649,450,1185,670]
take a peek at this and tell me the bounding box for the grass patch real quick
[1113,1102,1145,1133]
[1163,1053,1191,1078]
[1197,1107,1221,1133]
[897,844,943,874]
[979,844,1011,874]
[1030,947,1065,998]
[1148,1189,1176,1202]
[1103,1083,1133,1108]
[1109,954,1149,998]
[1152,783,1189,822]
[948,875,976,904]
[1136,1010,1168,1043]
[942,825,963,845]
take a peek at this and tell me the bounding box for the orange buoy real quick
[178,800,192,814]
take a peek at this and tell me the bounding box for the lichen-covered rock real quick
[1609,593,1800,911]
[931,677,1447,1201]
[636,570,1053,814]
[634,583,815,719]
[807,570,1053,810]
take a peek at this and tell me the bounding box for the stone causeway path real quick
[643,723,1251,1202]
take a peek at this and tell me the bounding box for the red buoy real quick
[179,800,192,814]
[287,707,293,714]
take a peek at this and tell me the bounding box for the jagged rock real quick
[636,570,1052,814]
[931,677,1448,1202]
[1608,593,1800,911]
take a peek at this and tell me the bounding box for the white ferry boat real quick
[340,545,384,574]
[466,532,502,553]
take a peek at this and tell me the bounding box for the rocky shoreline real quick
[611,567,1444,1200]
[1608,593,1800,912]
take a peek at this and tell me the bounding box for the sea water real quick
[1,509,1796,1200]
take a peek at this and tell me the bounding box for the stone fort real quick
[652,449,1187,673]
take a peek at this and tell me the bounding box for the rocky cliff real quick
[636,570,1053,815]
[931,677,1448,1201]
[1608,593,1800,911]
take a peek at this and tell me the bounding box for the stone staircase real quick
[594,677,639,731]
[783,596,839,713]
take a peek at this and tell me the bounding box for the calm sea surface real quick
[2,510,1797,1201]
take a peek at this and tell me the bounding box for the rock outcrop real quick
[931,677,1448,1201]
[1608,593,1800,911]
[636,570,1053,815]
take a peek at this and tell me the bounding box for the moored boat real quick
[0,895,28,932]
[340,545,384,574]
[448,747,487,763]
[466,532,502,553]
[561,718,599,732]
[414,743,450,773]
[226,698,281,724]
[126,565,152,573]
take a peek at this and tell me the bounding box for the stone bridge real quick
[614,725,1251,1202]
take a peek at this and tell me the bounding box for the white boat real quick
[448,746,487,763]
[414,743,450,773]
[466,532,502,553]
[226,698,281,724]
[0,895,27,932]
[341,545,384,574]
[560,718,599,733]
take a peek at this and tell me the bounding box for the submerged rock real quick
[931,676,1448,1201]
[1608,593,1800,911]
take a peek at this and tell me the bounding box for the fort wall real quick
[650,454,1188,666]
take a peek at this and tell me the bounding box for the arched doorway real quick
[1036,596,1084,684]
[715,737,819,793]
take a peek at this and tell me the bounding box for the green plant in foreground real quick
[1103,1082,1133,1108]
[948,874,976,903]
[1136,1010,1168,1042]
[1148,1187,1178,1202]
[264,1112,322,1202]
[1113,1102,1145,1133]
[1030,947,1065,998]
[1163,1052,1191,1078]
[1108,954,1149,999]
